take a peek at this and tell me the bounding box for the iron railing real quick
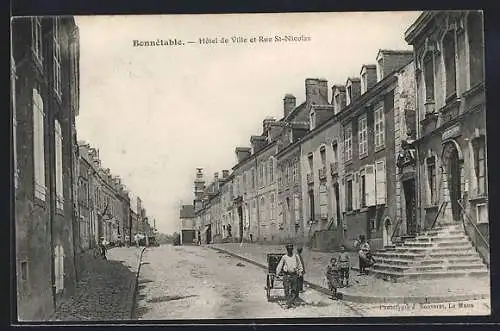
[430,201,448,230]
[457,199,489,250]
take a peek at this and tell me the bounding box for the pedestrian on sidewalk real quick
[325,257,340,300]
[99,239,107,260]
[276,243,304,309]
[357,235,371,275]
[338,245,350,287]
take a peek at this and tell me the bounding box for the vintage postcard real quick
[11,10,490,323]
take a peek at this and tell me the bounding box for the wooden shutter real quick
[376,160,387,204]
[365,165,376,206]
[353,174,359,210]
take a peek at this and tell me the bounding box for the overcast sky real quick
[75,11,422,235]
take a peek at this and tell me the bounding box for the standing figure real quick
[99,240,107,260]
[358,235,371,275]
[276,243,304,309]
[325,257,341,300]
[296,247,305,292]
[338,245,351,287]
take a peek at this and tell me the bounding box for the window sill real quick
[424,205,439,210]
[359,153,368,160]
[374,145,385,153]
[55,208,65,216]
[344,160,353,166]
[469,195,488,204]
[33,196,47,209]
[360,207,369,212]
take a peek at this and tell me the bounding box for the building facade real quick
[12,16,80,320]
[404,10,488,261]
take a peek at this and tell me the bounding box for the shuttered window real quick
[33,88,46,200]
[344,125,352,162]
[375,159,387,204]
[54,244,65,293]
[346,179,353,211]
[55,120,64,210]
[365,165,376,206]
[53,18,62,98]
[294,194,300,222]
[358,116,368,157]
[360,170,366,208]
[319,183,328,219]
[374,106,385,148]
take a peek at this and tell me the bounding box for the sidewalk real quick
[209,243,490,304]
[51,247,145,321]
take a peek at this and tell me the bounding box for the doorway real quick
[445,143,462,222]
[334,182,341,223]
[382,217,392,247]
[206,224,212,244]
[308,189,315,222]
[238,205,243,240]
[403,178,417,235]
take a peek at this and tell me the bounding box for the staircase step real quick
[374,257,414,266]
[373,252,425,260]
[369,269,489,281]
[371,263,411,272]
[436,240,471,247]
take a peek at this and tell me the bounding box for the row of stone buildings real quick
[190,11,488,258]
[11,16,153,321]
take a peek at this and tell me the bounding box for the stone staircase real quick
[369,224,489,282]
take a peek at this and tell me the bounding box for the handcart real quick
[265,253,285,301]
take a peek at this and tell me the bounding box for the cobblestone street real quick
[134,245,363,320]
[51,247,143,321]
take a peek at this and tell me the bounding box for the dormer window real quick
[310,111,316,130]
[361,69,368,95]
[376,56,383,82]
[334,93,341,114]
[346,84,352,106]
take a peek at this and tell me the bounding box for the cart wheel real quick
[266,275,271,301]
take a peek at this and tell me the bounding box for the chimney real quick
[262,117,276,135]
[267,121,284,143]
[376,49,413,82]
[214,172,219,181]
[283,94,296,118]
[235,147,252,163]
[345,77,361,106]
[305,78,318,104]
[331,85,346,114]
[250,135,267,153]
[360,64,377,94]
[222,170,230,179]
[318,78,329,103]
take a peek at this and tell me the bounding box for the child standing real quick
[338,245,350,287]
[325,257,341,300]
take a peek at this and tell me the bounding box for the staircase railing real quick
[390,218,403,243]
[430,201,448,230]
[456,199,490,266]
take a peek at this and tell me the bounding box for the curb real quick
[207,245,488,304]
[128,247,146,320]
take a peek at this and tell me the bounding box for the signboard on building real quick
[442,124,461,141]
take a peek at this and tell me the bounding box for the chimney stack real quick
[250,135,267,153]
[283,94,296,118]
[376,49,413,81]
[222,170,230,178]
[235,147,252,163]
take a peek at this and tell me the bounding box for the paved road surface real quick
[134,245,490,320]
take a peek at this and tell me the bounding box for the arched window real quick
[443,30,457,99]
[468,12,484,87]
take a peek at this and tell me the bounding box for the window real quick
[319,183,328,219]
[468,12,484,87]
[346,85,352,105]
[242,173,247,192]
[423,52,435,101]
[31,17,43,64]
[294,194,300,222]
[427,156,437,204]
[443,30,457,99]
[33,88,46,200]
[320,146,326,166]
[308,154,314,172]
[268,159,274,182]
[53,18,62,98]
[358,116,368,157]
[260,197,266,221]
[20,261,28,282]
[334,93,341,114]
[474,137,487,195]
[346,178,353,211]
[259,163,265,187]
[310,111,316,130]
[251,169,256,189]
[270,194,276,219]
[54,244,64,293]
[293,162,298,182]
[476,203,488,224]
[375,159,387,204]
[332,143,338,163]
[374,106,385,149]
[344,125,352,162]
[360,170,366,208]
[55,120,64,210]
[361,72,367,94]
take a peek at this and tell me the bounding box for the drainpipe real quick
[254,157,261,241]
